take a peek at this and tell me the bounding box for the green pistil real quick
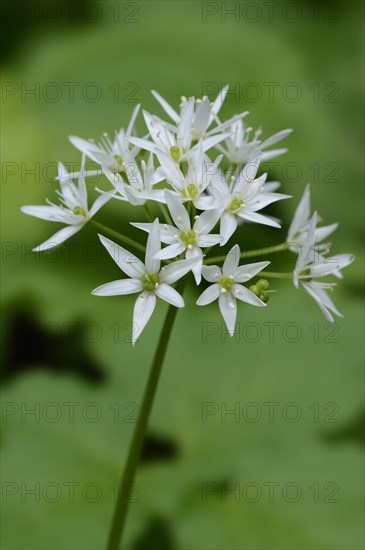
[111,155,124,174]
[180,230,197,247]
[220,276,235,291]
[170,146,186,162]
[141,273,160,292]
[73,206,87,217]
[170,146,180,161]
[114,154,123,166]
[182,183,199,199]
[228,197,244,212]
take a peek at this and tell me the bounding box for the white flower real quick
[293,213,355,321]
[100,153,166,206]
[216,119,292,164]
[287,184,338,250]
[132,190,223,284]
[196,245,270,335]
[21,156,114,251]
[69,104,142,172]
[128,109,228,162]
[155,141,222,209]
[209,152,290,244]
[91,220,199,344]
[151,86,249,143]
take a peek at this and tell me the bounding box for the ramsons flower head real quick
[92,220,199,344]
[21,156,114,251]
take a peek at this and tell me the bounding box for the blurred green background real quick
[1,1,364,549]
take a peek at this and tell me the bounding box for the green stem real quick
[106,278,186,550]
[205,242,289,265]
[260,271,293,279]
[143,204,154,223]
[90,220,146,253]
[158,203,173,225]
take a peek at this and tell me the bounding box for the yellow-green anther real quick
[141,273,160,292]
[73,206,87,217]
[180,230,197,247]
[220,276,235,291]
[228,197,244,212]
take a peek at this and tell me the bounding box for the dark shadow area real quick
[321,408,364,446]
[0,0,98,64]
[131,516,176,550]
[1,294,105,384]
[140,433,179,464]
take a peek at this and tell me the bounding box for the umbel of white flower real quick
[21,87,355,342]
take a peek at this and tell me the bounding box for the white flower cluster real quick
[22,87,355,343]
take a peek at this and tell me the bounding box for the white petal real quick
[21,205,67,222]
[132,292,157,344]
[165,189,190,231]
[77,154,88,207]
[151,90,180,123]
[201,265,222,283]
[131,222,177,244]
[264,181,281,192]
[145,220,161,274]
[220,212,237,245]
[179,97,194,149]
[301,282,341,322]
[69,135,98,157]
[126,104,141,136]
[193,98,211,135]
[211,85,229,115]
[238,211,281,228]
[122,186,147,206]
[88,191,115,218]
[201,133,230,153]
[260,149,288,161]
[194,208,223,234]
[196,283,221,306]
[194,195,221,210]
[91,279,142,296]
[234,261,270,283]
[33,225,82,252]
[223,244,240,275]
[218,292,237,336]
[310,254,355,278]
[128,136,159,155]
[155,283,184,307]
[99,235,145,278]
[287,184,311,242]
[154,242,185,260]
[159,257,199,284]
[233,284,267,307]
[314,223,338,244]
[260,128,292,149]
[186,246,203,284]
[295,213,318,273]
[240,152,262,183]
[197,234,223,248]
